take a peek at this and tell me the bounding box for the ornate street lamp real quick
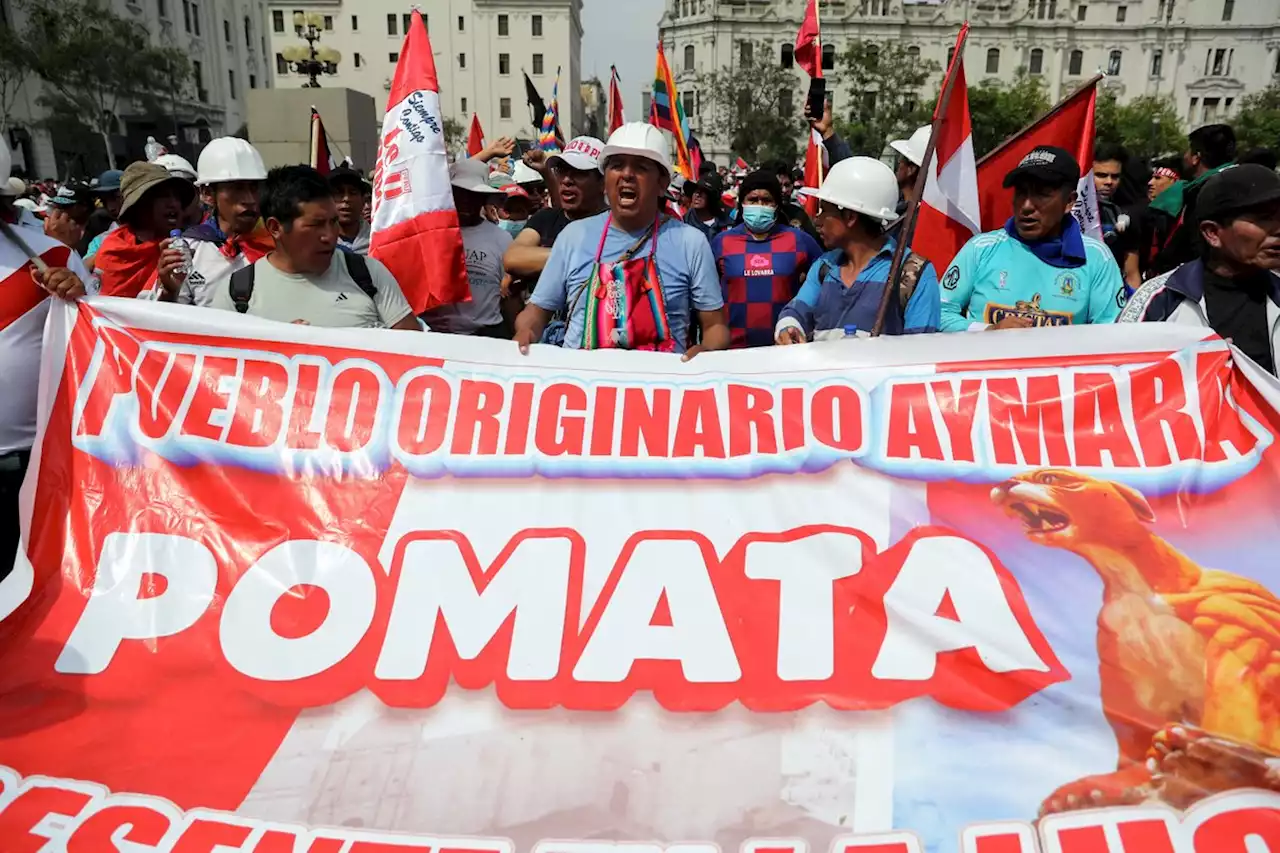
[284,12,341,88]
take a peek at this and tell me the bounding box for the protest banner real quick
[1,298,1279,853]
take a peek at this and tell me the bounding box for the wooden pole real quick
[871,23,970,337]
[976,73,1105,168]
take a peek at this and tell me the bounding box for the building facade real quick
[2,0,273,179]
[659,0,1280,163]
[264,0,583,160]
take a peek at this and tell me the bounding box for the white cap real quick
[450,159,505,194]
[153,153,198,181]
[800,156,900,222]
[512,160,544,185]
[196,137,268,186]
[600,123,672,178]
[0,144,12,197]
[889,125,932,168]
[548,136,605,172]
[14,198,38,213]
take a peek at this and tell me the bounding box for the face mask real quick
[742,204,777,233]
[499,218,527,235]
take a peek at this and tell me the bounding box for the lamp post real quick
[284,12,341,88]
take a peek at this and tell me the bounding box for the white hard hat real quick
[889,125,932,168]
[801,156,901,222]
[0,144,12,197]
[512,160,544,185]
[600,123,673,178]
[195,137,268,186]
[153,153,198,181]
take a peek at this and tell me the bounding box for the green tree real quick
[1234,85,1280,153]
[692,41,802,166]
[20,0,190,168]
[834,41,939,156]
[1094,91,1184,161]
[443,117,465,156]
[0,22,34,137]
[967,71,1051,159]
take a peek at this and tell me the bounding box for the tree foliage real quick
[966,71,1051,159]
[833,40,939,156]
[1094,91,1184,161]
[0,21,34,136]
[19,0,190,168]
[1234,85,1280,154]
[691,41,801,166]
[443,117,465,156]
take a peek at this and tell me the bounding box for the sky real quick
[581,0,665,119]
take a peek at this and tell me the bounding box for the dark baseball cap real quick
[328,167,370,192]
[1003,146,1081,189]
[46,181,92,209]
[1195,163,1280,224]
[91,169,123,193]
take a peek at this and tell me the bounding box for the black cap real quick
[1003,146,1081,189]
[328,167,370,192]
[46,181,92,209]
[1195,163,1280,224]
[694,172,724,196]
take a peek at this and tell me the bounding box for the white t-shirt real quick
[0,227,89,454]
[420,221,512,335]
[140,240,249,306]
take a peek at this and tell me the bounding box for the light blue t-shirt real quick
[530,211,724,354]
[939,229,1126,332]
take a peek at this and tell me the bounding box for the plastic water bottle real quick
[843,324,858,338]
[169,228,192,284]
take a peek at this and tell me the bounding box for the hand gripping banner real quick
[2,298,1279,853]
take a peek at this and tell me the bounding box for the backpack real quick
[228,252,376,314]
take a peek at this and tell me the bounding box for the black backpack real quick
[228,252,376,314]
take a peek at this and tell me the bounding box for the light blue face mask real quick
[742,204,777,233]
[499,218,527,235]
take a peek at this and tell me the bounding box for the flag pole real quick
[975,73,1105,168]
[872,23,971,337]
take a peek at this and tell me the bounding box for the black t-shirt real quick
[527,207,571,247]
[1203,268,1275,376]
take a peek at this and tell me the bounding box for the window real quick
[389,52,399,62]
[223,19,230,43]
[867,44,880,67]
[1203,96,1221,122]
[1151,48,1163,77]
[1076,4,1086,20]
[1225,96,1234,113]
[685,45,695,71]
[499,53,510,75]
[323,14,332,30]
[1116,5,1126,22]
[228,70,236,99]
[191,2,199,36]
[1211,48,1226,75]
[249,74,256,89]
[947,46,955,67]
[740,41,753,65]
[1190,96,1199,116]
[351,15,358,30]
[458,52,466,68]
[1275,51,1280,76]
[182,0,191,32]
[1222,0,1233,20]
[498,14,508,36]
[907,45,920,63]
[780,87,793,117]
[533,53,544,75]
[986,48,1000,74]
[193,60,204,98]
[682,90,694,118]
[532,14,542,36]
[387,13,396,35]
[1108,49,1122,75]
[272,9,282,31]
[822,43,835,70]
[781,44,793,67]
[458,15,464,31]
[1029,47,1044,75]
[1069,49,1083,75]
[402,13,411,34]
[159,0,169,18]
[355,52,362,67]
[461,97,468,113]
[500,97,512,119]
[244,15,251,47]
[276,52,287,74]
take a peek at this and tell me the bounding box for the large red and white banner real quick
[3,298,1280,852]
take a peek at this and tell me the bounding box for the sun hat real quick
[450,159,506,194]
[117,162,197,220]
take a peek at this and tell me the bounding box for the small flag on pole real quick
[539,68,562,151]
[310,107,338,175]
[651,43,694,180]
[369,10,469,314]
[794,0,823,79]
[608,66,626,135]
[466,113,486,158]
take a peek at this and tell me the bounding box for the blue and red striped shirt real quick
[712,223,823,348]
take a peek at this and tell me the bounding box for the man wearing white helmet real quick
[776,156,941,342]
[513,123,728,357]
[154,153,205,230]
[151,137,272,306]
[888,125,931,216]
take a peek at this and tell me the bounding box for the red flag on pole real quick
[911,25,981,273]
[794,0,823,79]
[976,78,1104,237]
[802,128,826,218]
[607,66,626,135]
[466,114,485,157]
[310,107,338,175]
[369,10,470,314]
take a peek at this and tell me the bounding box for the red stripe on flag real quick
[369,209,471,312]
[933,60,970,170]
[386,12,440,109]
[913,203,972,277]
[0,245,69,331]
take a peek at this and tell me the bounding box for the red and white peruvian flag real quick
[370,10,469,314]
[912,25,981,273]
[801,128,827,219]
[466,113,486,158]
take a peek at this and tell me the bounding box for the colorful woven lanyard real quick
[582,213,674,352]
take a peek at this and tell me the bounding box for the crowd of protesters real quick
[3,103,1280,572]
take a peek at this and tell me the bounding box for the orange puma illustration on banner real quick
[991,468,1280,815]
